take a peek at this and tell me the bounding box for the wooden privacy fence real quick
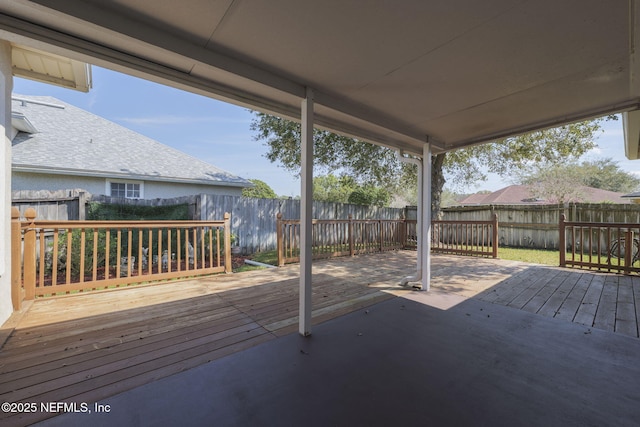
[10,207,231,310]
[276,214,498,266]
[559,214,640,274]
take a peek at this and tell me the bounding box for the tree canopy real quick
[242,179,278,199]
[312,174,357,203]
[312,174,391,206]
[251,112,608,215]
[578,158,640,193]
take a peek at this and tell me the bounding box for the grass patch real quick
[234,250,279,272]
[498,247,562,266]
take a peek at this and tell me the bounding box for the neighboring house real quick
[11,94,251,199]
[458,185,629,205]
[622,191,640,204]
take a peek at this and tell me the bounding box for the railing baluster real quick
[138,229,143,277]
[105,229,110,280]
[200,227,205,269]
[38,230,45,288]
[127,229,132,277]
[79,228,86,283]
[66,229,73,285]
[52,229,59,286]
[148,229,153,274]
[207,228,213,269]
[92,228,99,282]
[177,228,182,272]
[168,229,173,272]
[159,228,164,272]
[192,228,198,269]
[116,229,122,280]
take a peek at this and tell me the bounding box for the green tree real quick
[313,174,357,203]
[242,179,278,199]
[578,158,640,193]
[347,186,390,207]
[251,113,605,216]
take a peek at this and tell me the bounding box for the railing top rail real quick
[279,218,408,224]
[20,219,227,229]
[562,221,640,228]
[432,219,495,225]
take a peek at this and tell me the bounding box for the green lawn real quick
[498,247,562,266]
[234,250,279,272]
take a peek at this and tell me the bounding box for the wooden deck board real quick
[506,267,560,309]
[521,270,571,313]
[554,273,594,322]
[536,271,582,317]
[593,275,619,332]
[2,251,640,426]
[573,274,605,327]
[615,276,638,337]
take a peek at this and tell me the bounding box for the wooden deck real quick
[1,251,639,426]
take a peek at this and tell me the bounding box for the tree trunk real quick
[431,153,446,220]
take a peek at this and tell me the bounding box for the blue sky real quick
[13,66,639,196]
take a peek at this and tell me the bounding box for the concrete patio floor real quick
[1,251,639,426]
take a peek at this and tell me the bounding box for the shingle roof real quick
[458,185,629,205]
[11,95,251,187]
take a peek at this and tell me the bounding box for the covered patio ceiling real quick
[0,0,638,157]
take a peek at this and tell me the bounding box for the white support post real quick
[0,40,13,324]
[299,87,314,336]
[421,143,432,291]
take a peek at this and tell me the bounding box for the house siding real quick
[12,172,105,195]
[142,181,243,198]
[12,172,244,199]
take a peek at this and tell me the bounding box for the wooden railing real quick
[276,214,406,266]
[276,214,498,266]
[559,214,640,274]
[431,215,499,258]
[11,208,231,308]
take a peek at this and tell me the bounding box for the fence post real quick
[11,207,22,311]
[379,219,384,252]
[23,208,37,300]
[224,212,232,273]
[78,191,87,220]
[559,214,566,267]
[492,213,499,258]
[276,213,284,267]
[348,215,354,256]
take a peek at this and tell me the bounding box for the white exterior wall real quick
[12,172,244,199]
[0,41,13,325]
[142,181,243,198]
[12,172,106,195]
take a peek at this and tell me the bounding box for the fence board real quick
[441,203,640,250]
